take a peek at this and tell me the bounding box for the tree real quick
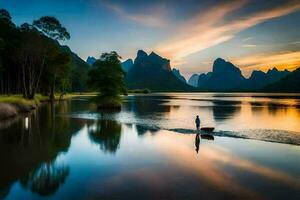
[89,52,126,100]
[43,47,71,100]
[0,39,4,92]
[33,16,70,41]
[17,26,51,99]
[32,16,71,100]
[0,9,14,27]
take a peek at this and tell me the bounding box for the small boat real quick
[200,127,214,132]
[201,134,214,140]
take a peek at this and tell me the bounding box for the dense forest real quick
[0,9,90,99]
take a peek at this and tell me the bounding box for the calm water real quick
[0,93,300,199]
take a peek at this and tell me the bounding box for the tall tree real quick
[43,47,71,99]
[89,52,126,98]
[32,16,71,100]
[88,52,127,108]
[33,16,70,41]
[17,26,50,99]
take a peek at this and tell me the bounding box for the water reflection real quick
[20,162,69,196]
[125,95,171,116]
[195,134,200,153]
[0,101,86,198]
[136,125,159,136]
[212,100,241,122]
[88,120,122,154]
[1,94,300,199]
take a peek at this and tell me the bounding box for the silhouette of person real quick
[195,133,200,153]
[195,115,201,132]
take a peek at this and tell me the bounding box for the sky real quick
[1,0,300,78]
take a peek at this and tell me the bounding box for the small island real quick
[88,51,127,110]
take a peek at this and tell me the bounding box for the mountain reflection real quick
[125,95,171,115]
[88,120,122,154]
[212,100,241,121]
[0,102,86,198]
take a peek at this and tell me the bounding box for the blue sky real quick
[1,0,300,78]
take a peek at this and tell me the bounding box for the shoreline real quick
[0,93,97,121]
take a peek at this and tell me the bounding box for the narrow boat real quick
[201,134,214,140]
[200,127,214,132]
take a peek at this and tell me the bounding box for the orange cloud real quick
[156,0,300,66]
[232,51,300,76]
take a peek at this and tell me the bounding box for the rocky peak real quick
[86,56,97,66]
[134,50,171,71]
[212,58,242,76]
[187,74,199,87]
[121,59,134,72]
[172,68,186,82]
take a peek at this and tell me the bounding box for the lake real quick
[0,93,300,199]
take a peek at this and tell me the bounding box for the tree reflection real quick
[0,101,86,197]
[21,162,69,196]
[88,120,121,154]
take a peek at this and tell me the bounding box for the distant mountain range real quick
[125,50,194,91]
[263,67,300,92]
[86,56,134,72]
[187,58,299,92]
[85,52,299,92]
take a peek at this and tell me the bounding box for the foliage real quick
[0,9,83,99]
[89,51,127,98]
[33,16,70,41]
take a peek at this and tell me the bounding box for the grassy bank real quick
[0,93,98,120]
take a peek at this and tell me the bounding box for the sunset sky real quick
[1,0,300,78]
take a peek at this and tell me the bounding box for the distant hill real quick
[125,50,194,91]
[248,68,290,90]
[188,74,199,87]
[86,56,96,66]
[197,58,247,91]
[192,58,292,91]
[172,68,186,83]
[262,67,300,92]
[87,56,133,72]
[61,46,90,92]
[121,59,133,72]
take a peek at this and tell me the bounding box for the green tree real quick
[89,52,127,108]
[32,16,71,100]
[0,9,14,27]
[33,16,70,41]
[44,45,71,100]
[17,25,51,99]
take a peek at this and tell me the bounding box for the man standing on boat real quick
[195,115,201,132]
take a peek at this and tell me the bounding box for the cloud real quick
[232,51,300,76]
[242,44,256,48]
[290,41,300,45]
[242,37,252,42]
[102,1,169,27]
[156,0,300,65]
